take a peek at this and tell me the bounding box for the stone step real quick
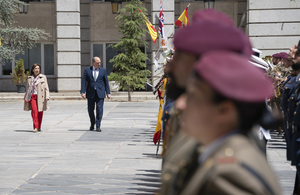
[0,91,158,101]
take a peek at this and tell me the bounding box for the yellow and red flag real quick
[139,9,158,43]
[153,78,167,145]
[174,5,190,28]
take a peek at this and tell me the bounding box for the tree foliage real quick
[0,0,50,61]
[11,58,28,85]
[108,0,151,101]
[0,0,20,27]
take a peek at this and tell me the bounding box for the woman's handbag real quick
[24,85,33,102]
[24,76,38,102]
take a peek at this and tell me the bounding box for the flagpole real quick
[165,24,175,39]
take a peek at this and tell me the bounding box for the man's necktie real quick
[93,69,97,81]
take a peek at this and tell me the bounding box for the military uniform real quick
[162,106,181,154]
[179,133,281,195]
[159,132,199,195]
[269,64,291,133]
[173,50,280,195]
[290,76,300,194]
[159,99,200,195]
[161,98,174,156]
[292,77,300,166]
[281,76,297,160]
[161,98,174,139]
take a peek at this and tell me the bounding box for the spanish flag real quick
[174,5,189,28]
[139,9,158,43]
[153,78,167,145]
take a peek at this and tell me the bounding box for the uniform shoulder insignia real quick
[215,147,238,164]
[215,156,238,164]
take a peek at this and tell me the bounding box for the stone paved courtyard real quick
[0,100,296,194]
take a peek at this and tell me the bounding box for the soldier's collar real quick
[296,73,300,82]
[198,129,240,165]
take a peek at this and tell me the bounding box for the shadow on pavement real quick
[268,146,286,149]
[14,130,34,133]
[268,143,287,146]
[68,129,89,131]
[142,153,162,159]
[126,167,161,194]
[268,139,285,143]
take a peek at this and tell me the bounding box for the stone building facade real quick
[248,0,300,56]
[0,0,297,92]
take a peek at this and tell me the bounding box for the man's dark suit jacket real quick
[81,66,110,99]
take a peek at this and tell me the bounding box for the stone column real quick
[56,0,81,92]
[151,0,175,87]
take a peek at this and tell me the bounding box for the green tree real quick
[0,0,50,61]
[108,0,151,101]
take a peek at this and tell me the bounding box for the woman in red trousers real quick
[24,64,50,133]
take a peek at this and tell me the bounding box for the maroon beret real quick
[272,53,281,59]
[173,20,252,58]
[280,52,289,60]
[194,51,274,102]
[192,9,235,27]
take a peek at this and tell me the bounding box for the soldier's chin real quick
[166,80,185,101]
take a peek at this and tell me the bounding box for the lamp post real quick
[19,0,29,14]
[111,0,122,14]
[204,0,215,9]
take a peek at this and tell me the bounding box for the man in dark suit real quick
[81,56,111,132]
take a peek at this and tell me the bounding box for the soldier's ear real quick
[216,100,233,113]
[215,100,239,128]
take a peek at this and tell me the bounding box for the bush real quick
[10,59,28,85]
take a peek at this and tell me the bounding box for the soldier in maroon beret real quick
[272,53,282,65]
[169,20,252,89]
[159,10,252,194]
[159,9,252,195]
[177,51,281,195]
[268,52,289,137]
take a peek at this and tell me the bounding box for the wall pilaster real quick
[56,0,81,92]
[151,0,175,87]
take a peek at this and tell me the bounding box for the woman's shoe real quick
[33,128,38,133]
[38,129,41,131]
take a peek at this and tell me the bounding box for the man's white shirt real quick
[93,66,99,81]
